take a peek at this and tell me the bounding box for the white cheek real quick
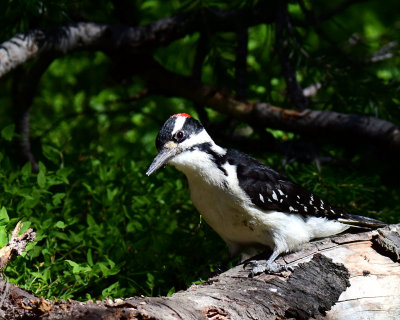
[180,130,214,149]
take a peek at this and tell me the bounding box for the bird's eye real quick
[175,130,185,141]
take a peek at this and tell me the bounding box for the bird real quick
[146,113,386,275]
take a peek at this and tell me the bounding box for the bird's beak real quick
[146,141,179,176]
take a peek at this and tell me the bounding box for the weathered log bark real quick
[1,224,399,319]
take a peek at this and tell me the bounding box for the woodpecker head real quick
[146,113,214,176]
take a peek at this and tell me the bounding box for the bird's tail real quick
[338,214,386,229]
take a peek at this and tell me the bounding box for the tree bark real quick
[1,224,399,319]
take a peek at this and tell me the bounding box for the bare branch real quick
[12,54,55,172]
[141,59,400,154]
[0,23,107,77]
[0,2,279,79]
[0,221,36,271]
[367,41,398,63]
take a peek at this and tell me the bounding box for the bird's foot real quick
[244,260,293,277]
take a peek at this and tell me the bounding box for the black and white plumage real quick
[146,113,386,274]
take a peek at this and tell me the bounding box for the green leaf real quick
[66,260,83,274]
[54,221,66,229]
[0,227,8,247]
[101,281,119,297]
[146,273,155,289]
[86,215,96,228]
[167,286,175,296]
[42,144,61,164]
[87,248,93,266]
[52,193,65,206]
[19,220,31,234]
[1,124,15,141]
[0,207,9,225]
[21,162,32,179]
[37,162,47,188]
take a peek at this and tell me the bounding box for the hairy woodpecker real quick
[146,113,386,274]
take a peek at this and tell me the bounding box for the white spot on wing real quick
[259,194,264,203]
[272,191,278,201]
[278,189,284,196]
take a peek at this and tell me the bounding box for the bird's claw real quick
[244,260,293,277]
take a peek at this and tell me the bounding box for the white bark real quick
[0,23,107,77]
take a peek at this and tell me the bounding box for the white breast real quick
[170,147,350,257]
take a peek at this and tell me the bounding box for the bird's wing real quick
[227,149,385,228]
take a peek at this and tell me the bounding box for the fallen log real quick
[1,224,399,319]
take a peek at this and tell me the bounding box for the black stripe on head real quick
[155,116,204,151]
[181,116,203,136]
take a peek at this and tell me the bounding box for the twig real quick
[0,221,36,271]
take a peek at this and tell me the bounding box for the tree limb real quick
[0,2,279,78]
[141,59,400,154]
[12,54,55,172]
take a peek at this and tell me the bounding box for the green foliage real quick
[0,47,227,300]
[0,142,227,300]
[0,0,399,303]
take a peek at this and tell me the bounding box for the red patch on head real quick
[171,113,191,118]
